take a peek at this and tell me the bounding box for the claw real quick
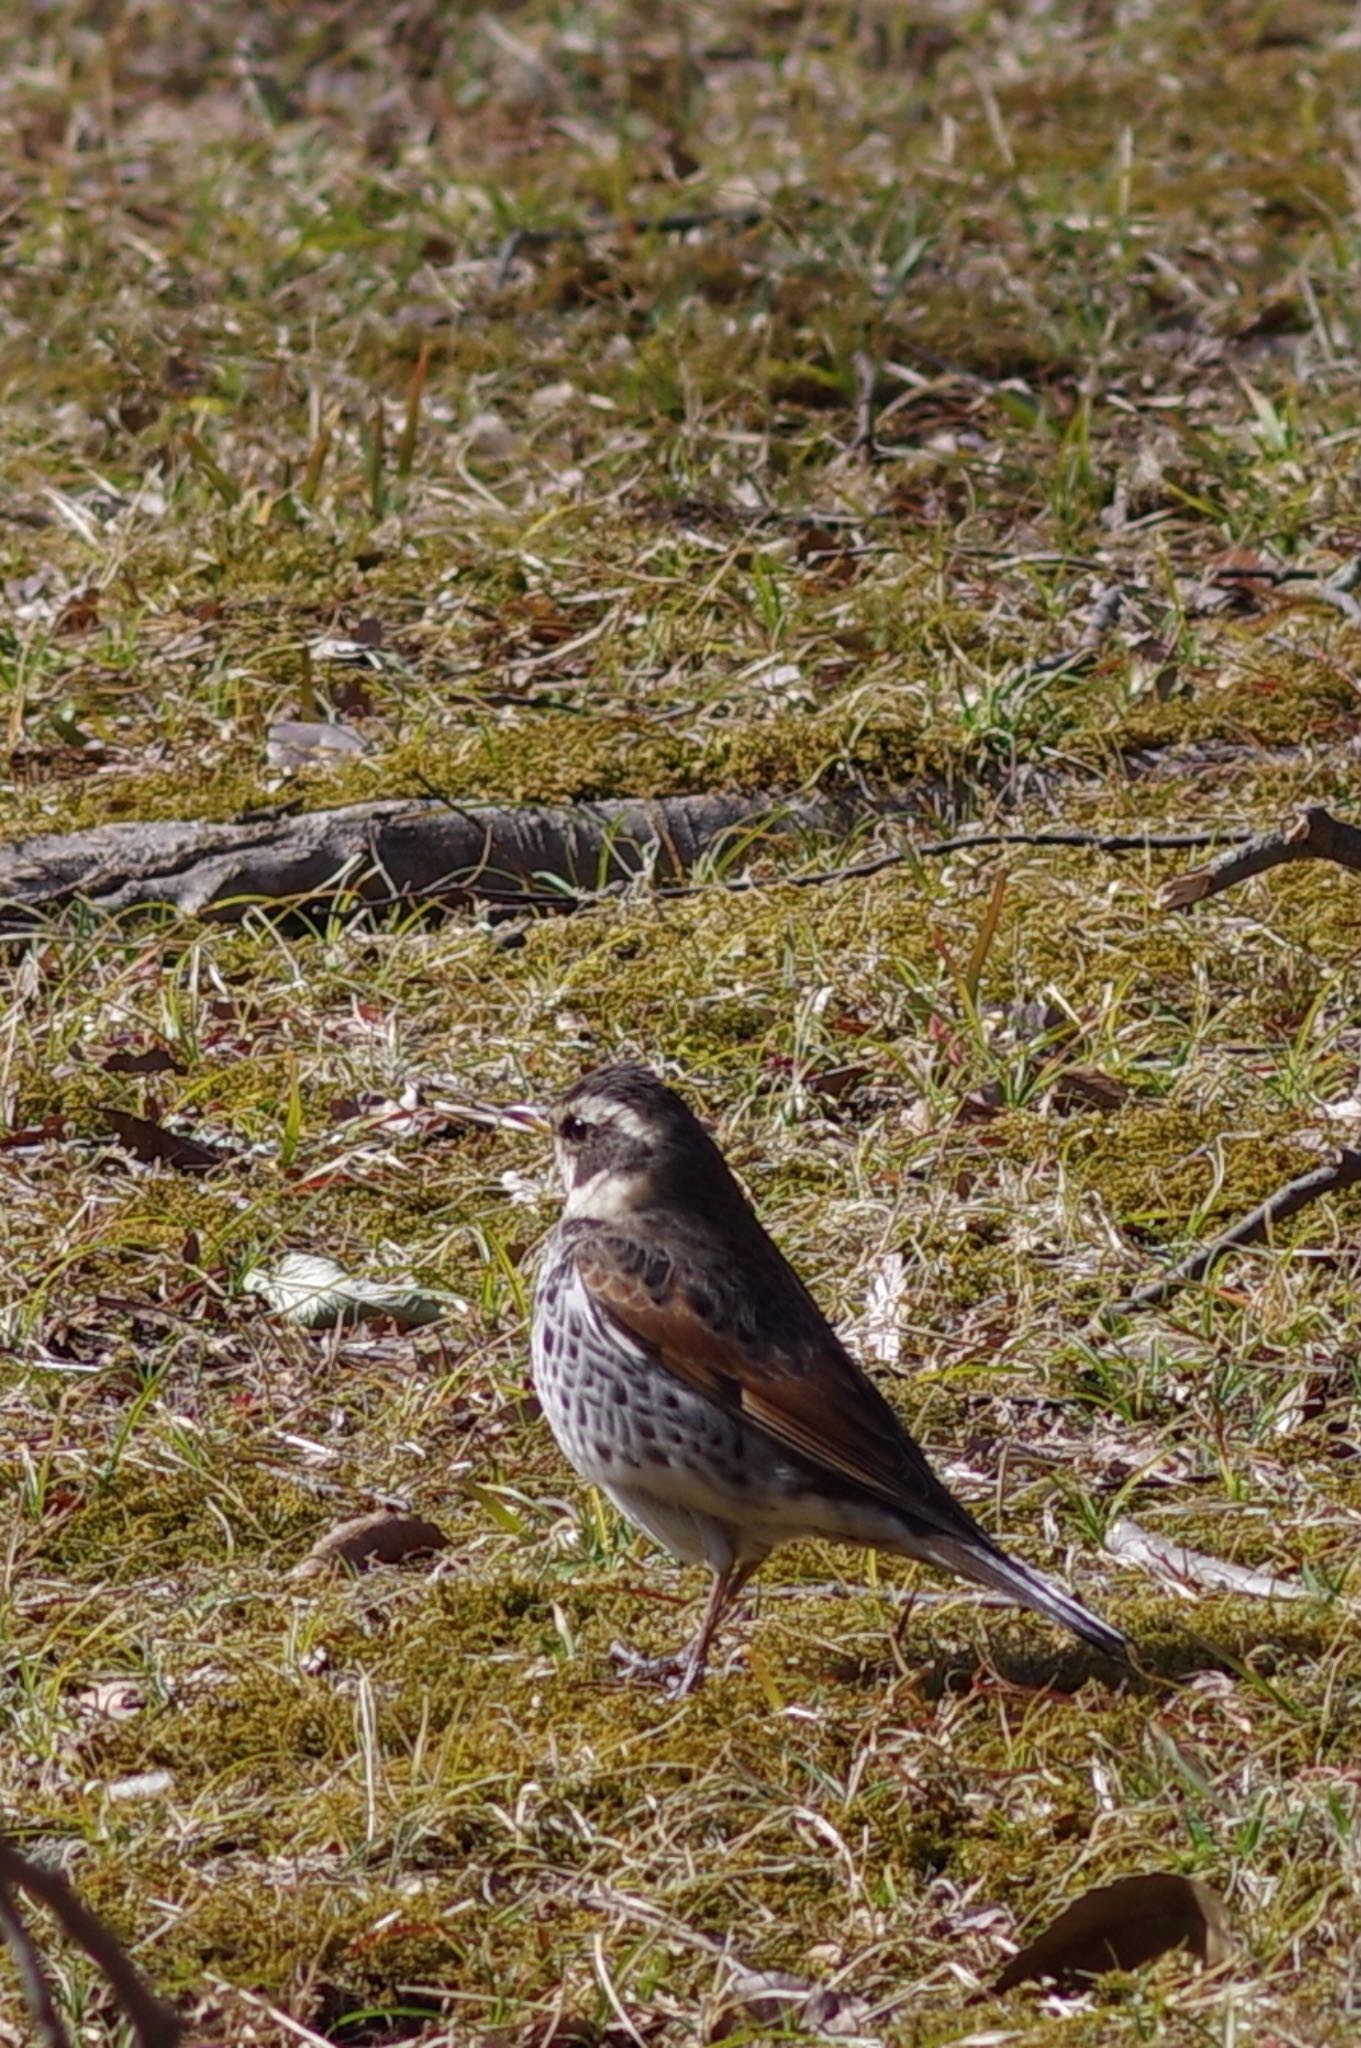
[605,1562,760,1697]
[608,1640,700,1695]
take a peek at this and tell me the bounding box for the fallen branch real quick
[1101,1146,1361,1320]
[0,1841,181,2048]
[0,791,836,927]
[0,791,1251,927]
[1159,804,1361,909]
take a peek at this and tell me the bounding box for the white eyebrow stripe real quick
[566,1096,652,1142]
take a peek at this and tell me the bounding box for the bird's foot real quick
[608,1640,706,1697]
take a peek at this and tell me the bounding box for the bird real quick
[530,1062,1127,1693]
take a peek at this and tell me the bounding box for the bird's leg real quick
[890,1586,919,1657]
[673,1559,760,1696]
[610,1561,760,1696]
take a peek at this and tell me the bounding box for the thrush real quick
[530,1062,1127,1693]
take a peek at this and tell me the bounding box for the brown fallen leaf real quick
[102,1108,225,1173]
[102,1046,187,1076]
[54,587,101,634]
[805,1060,873,1106]
[992,1872,1232,1994]
[0,1114,66,1149]
[294,1509,450,1579]
[1192,545,1286,617]
[954,1082,1006,1124]
[1043,1065,1130,1115]
[1107,1514,1309,1601]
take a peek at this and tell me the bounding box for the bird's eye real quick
[560,1113,591,1144]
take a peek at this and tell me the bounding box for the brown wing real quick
[573,1226,975,1530]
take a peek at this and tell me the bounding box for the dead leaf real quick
[104,1768,174,1801]
[243,1250,463,1329]
[72,1680,146,1723]
[955,1082,1006,1123]
[806,1061,873,1106]
[102,1108,224,1172]
[102,1046,187,1076]
[0,1114,67,1149]
[331,672,377,717]
[992,1871,1232,1993]
[1128,632,1181,701]
[54,588,100,634]
[715,1964,879,2041]
[1043,1066,1130,1115]
[1192,546,1286,617]
[265,718,367,768]
[295,1509,450,1578]
[308,636,384,666]
[1107,1514,1310,1601]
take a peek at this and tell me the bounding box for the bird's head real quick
[549,1063,737,1223]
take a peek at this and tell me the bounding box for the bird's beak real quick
[430,1097,551,1134]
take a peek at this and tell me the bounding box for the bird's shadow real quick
[828,1614,1340,1701]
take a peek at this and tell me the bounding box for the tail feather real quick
[922,1532,1128,1659]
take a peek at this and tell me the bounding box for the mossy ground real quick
[2,2,1361,2043]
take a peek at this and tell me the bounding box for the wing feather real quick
[574,1233,972,1528]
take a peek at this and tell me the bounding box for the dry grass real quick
[2,1,1361,2042]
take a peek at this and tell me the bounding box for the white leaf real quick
[1107,1515,1310,1601]
[244,1251,461,1330]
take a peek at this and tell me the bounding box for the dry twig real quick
[1022,582,1126,679]
[848,350,880,463]
[0,1841,181,2048]
[0,1884,71,2048]
[1100,1147,1361,1320]
[1159,805,1361,909]
[491,204,771,286]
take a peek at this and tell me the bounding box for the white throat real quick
[561,1165,651,1222]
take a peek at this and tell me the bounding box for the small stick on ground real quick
[648,824,1251,906]
[0,1842,181,2048]
[0,1884,71,2048]
[849,351,879,463]
[1207,560,1361,626]
[1098,1147,1361,1322]
[1016,581,1125,681]
[1077,583,1126,649]
[1159,804,1361,910]
[491,204,771,284]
